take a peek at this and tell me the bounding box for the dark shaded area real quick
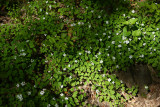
[0,0,33,16]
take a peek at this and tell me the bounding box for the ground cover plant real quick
[0,0,160,106]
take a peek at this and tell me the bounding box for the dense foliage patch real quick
[0,0,160,106]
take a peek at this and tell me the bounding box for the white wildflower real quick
[61,85,63,88]
[157,28,159,30]
[21,82,26,86]
[46,1,48,3]
[118,44,122,48]
[154,49,156,51]
[46,12,48,15]
[16,94,23,101]
[132,10,135,13]
[140,54,144,58]
[108,78,111,82]
[96,90,99,94]
[20,49,25,52]
[116,65,119,68]
[145,86,148,89]
[112,56,116,60]
[106,21,109,24]
[100,60,103,64]
[53,97,55,100]
[49,5,51,9]
[152,32,155,34]
[31,59,34,62]
[65,97,68,100]
[78,22,81,25]
[20,53,26,56]
[122,36,126,40]
[65,105,68,107]
[125,40,129,44]
[97,52,101,55]
[40,90,45,95]
[91,10,94,13]
[68,64,71,67]
[153,38,156,41]
[103,33,106,35]
[95,55,98,58]
[143,43,146,46]
[107,54,110,56]
[128,48,130,51]
[129,55,133,59]
[79,52,82,55]
[27,91,31,95]
[48,71,50,73]
[47,104,51,107]
[69,76,72,79]
[63,68,66,71]
[75,60,78,63]
[99,38,102,41]
[108,36,111,38]
[112,41,115,44]
[116,33,119,35]
[98,15,101,18]
[91,62,94,65]
[138,37,141,40]
[87,51,91,54]
[149,47,152,50]
[55,104,59,107]
[43,17,45,20]
[60,93,64,96]
[141,23,144,26]
[112,81,115,84]
[16,84,20,88]
[63,53,66,57]
[102,74,105,77]
[123,14,125,17]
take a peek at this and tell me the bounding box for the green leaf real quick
[78,94,83,101]
[108,85,114,90]
[110,90,115,95]
[74,98,79,105]
[132,30,141,36]
[151,3,157,10]
[123,26,127,36]
[72,91,78,98]
[128,18,138,25]
[60,23,64,30]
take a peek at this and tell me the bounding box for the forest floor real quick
[1,1,160,106]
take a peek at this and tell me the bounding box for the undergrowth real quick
[0,0,160,106]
